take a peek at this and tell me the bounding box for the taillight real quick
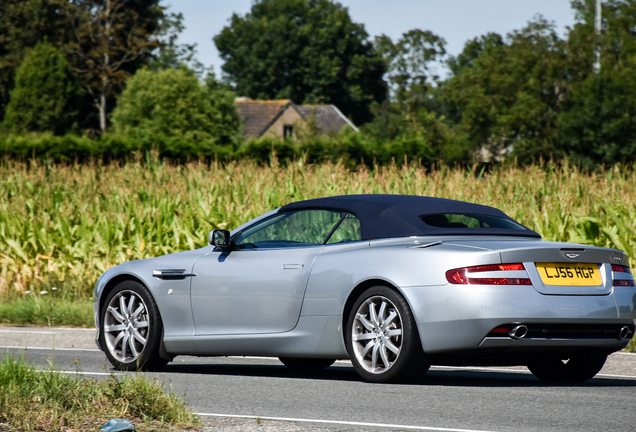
[612,265,635,286]
[612,264,632,274]
[446,263,532,285]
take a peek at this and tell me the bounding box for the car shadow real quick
[161,362,361,382]
[420,369,636,387]
[158,361,636,388]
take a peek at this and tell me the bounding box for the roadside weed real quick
[0,354,198,431]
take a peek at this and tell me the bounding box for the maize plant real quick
[1,156,634,300]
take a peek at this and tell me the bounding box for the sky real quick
[165,0,578,77]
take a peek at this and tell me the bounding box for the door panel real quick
[190,247,322,335]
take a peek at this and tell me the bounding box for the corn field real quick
[1,154,635,300]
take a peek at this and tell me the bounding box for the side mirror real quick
[209,229,231,248]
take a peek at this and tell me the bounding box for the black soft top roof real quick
[279,194,541,240]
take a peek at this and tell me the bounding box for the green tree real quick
[146,10,205,76]
[375,29,446,109]
[1,41,82,135]
[111,67,241,148]
[214,0,387,125]
[446,33,504,76]
[64,0,167,133]
[558,0,636,165]
[440,18,568,163]
[0,0,72,122]
[366,30,450,161]
[0,0,183,132]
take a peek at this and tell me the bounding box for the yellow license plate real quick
[536,262,602,286]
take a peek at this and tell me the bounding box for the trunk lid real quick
[446,238,628,295]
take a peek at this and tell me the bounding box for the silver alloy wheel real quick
[103,290,150,363]
[351,295,403,374]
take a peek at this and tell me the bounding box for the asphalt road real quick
[2,326,636,432]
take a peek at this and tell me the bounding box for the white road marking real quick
[596,373,636,379]
[198,413,506,432]
[0,345,100,352]
[0,328,94,333]
[48,370,121,376]
[430,365,531,374]
[0,330,58,334]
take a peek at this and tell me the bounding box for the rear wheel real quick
[345,286,429,383]
[99,280,168,371]
[279,357,336,371]
[528,352,607,383]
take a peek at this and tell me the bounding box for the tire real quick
[528,352,607,383]
[345,286,429,383]
[279,357,336,371]
[99,280,169,371]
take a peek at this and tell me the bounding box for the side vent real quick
[153,269,196,280]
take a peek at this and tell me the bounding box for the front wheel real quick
[528,352,607,383]
[99,280,168,371]
[345,286,429,383]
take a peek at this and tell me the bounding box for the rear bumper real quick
[477,334,630,352]
[402,284,636,355]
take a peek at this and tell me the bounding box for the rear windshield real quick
[420,213,527,231]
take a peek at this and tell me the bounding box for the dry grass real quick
[1,155,634,302]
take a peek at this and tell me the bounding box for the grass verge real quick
[0,297,93,327]
[0,354,198,432]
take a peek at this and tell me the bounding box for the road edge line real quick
[197,412,505,432]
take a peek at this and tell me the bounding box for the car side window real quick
[236,209,344,249]
[326,213,362,244]
[420,213,526,230]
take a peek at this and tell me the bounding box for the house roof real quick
[235,99,294,138]
[296,105,358,134]
[235,99,357,138]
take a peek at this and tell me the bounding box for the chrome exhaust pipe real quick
[619,326,630,340]
[509,325,528,340]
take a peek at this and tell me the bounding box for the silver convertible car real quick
[93,195,636,383]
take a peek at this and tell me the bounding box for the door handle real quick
[282,264,302,269]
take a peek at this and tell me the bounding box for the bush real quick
[0,132,236,162]
[0,126,437,166]
[111,67,241,150]
[0,133,98,160]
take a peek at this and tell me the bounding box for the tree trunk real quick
[99,92,107,133]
